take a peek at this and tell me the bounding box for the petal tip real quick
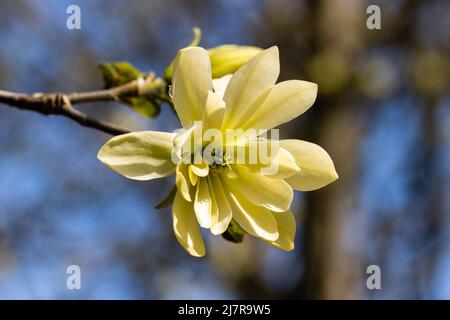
[267,231,280,242]
[179,45,207,54]
[189,249,206,257]
[283,243,295,251]
[333,171,339,181]
[267,45,279,53]
[96,149,104,162]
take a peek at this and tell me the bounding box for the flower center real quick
[208,150,231,175]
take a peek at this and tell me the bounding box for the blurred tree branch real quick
[0,77,171,136]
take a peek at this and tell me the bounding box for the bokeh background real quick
[1,0,449,299]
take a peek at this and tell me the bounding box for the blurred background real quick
[0,0,449,299]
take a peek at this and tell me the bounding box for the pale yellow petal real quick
[281,139,338,191]
[97,131,175,181]
[188,165,198,186]
[212,74,232,100]
[172,47,212,127]
[228,88,271,130]
[222,46,280,129]
[267,210,296,251]
[194,178,212,228]
[209,178,219,232]
[265,147,300,179]
[173,124,197,160]
[190,160,209,177]
[209,175,232,235]
[202,90,225,131]
[173,122,204,165]
[243,143,300,179]
[176,163,191,201]
[233,165,293,212]
[172,191,205,257]
[241,80,318,132]
[223,177,279,241]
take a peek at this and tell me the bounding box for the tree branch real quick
[0,78,169,136]
[66,81,139,105]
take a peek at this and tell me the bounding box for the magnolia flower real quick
[98,46,338,257]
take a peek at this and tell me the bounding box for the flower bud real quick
[164,44,262,82]
[208,45,262,78]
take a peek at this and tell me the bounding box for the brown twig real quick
[0,78,170,136]
[66,81,139,105]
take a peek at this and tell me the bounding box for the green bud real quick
[222,219,246,243]
[163,28,262,82]
[98,61,163,118]
[128,96,160,118]
[208,45,262,78]
[98,61,142,88]
[154,185,177,209]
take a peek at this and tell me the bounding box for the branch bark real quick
[0,79,166,136]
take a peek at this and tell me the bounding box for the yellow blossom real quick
[98,46,338,257]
